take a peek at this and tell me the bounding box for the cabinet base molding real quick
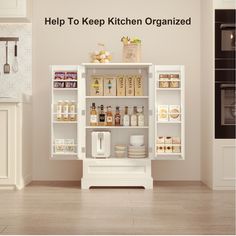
[82,159,153,189]
[81,177,153,189]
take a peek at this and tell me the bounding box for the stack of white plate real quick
[128,145,146,158]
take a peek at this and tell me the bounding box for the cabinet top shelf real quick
[82,63,152,69]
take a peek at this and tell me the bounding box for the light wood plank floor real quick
[0,181,235,235]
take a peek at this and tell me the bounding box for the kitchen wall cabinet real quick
[50,64,185,189]
[0,0,27,18]
[0,99,32,189]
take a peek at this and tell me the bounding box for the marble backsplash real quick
[0,24,32,98]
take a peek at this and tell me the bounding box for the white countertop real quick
[0,95,32,103]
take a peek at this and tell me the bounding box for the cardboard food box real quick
[125,75,135,96]
[169,105,181,121]
[158,105,168,121]
[116,76,126,96]
[104,76,116,96]
[90,76,103,96]
[135,75,143,96]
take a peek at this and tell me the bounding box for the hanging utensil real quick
[12,41,18,73]
[3,41,10,74]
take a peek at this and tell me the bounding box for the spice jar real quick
[169,74,180,88]
[159,74,169,88]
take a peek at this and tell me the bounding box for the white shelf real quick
[53,88,77,91]
[86,126,149,129]
[156,88,181,91]
[86,96,148,99]
[52,152,78,155]
[50,155,79,160]
[53,121,77,124]
[54,80,77,82]
[82,63,152,69]
[156,121,181,124]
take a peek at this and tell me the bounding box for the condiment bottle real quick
[90,102,98,126]
[62,100,69,121]
[131,106,138,126]
[123,106,130,126]
[99,104,106,126]
[106,106,113,126]
[114,106,121,126]
[69,100,76,121]
[137,106,144,126]
[56,100,63,121]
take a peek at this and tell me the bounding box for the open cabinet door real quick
[148,65,156,160]
[50,65,81,160]
[77,65,86,159]
[154,65,185,160]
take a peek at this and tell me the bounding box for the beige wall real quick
[32,0,201,180]
[200,0,214,188]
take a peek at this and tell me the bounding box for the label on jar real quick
[63,105,69,120]
[107,116,113,123]
[90,115,97,123]
[69,105,76,120]
[131,115,137,126]
[99,114,106,123]
[123,115,130,126]
[138,115,144,126]
[56,105,62,120]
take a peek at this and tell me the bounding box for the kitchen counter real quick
[0,94,32,103]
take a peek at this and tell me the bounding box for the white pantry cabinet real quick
[0,0,27,18]
[50,63,185,189]
[0,99,32,189]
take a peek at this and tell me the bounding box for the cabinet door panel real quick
[0,105,16,185]
[77,65,86,159]
[0,0,26,17]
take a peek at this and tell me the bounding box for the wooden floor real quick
[0,181,235,235]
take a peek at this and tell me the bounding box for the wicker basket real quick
[122,43,141,63]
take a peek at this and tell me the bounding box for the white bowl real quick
[115,145,127,151]
[115,150,126,158]
[130,135,144,146]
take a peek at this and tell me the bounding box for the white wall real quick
[0,23,32,98]
[32,0,201,180]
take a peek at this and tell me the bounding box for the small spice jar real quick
[159,74,169,88]
[169,74,180,88]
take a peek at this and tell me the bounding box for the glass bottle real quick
[69,100,76,121]
[137,106,144,126]
[56,100,63,121]
[106,106,113,126]
[99,104,106,126]
[131,106,138,126]
[123,106,130,126]
[90,102,98,126]
[62,100,69,121]
[114,106,121,126]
